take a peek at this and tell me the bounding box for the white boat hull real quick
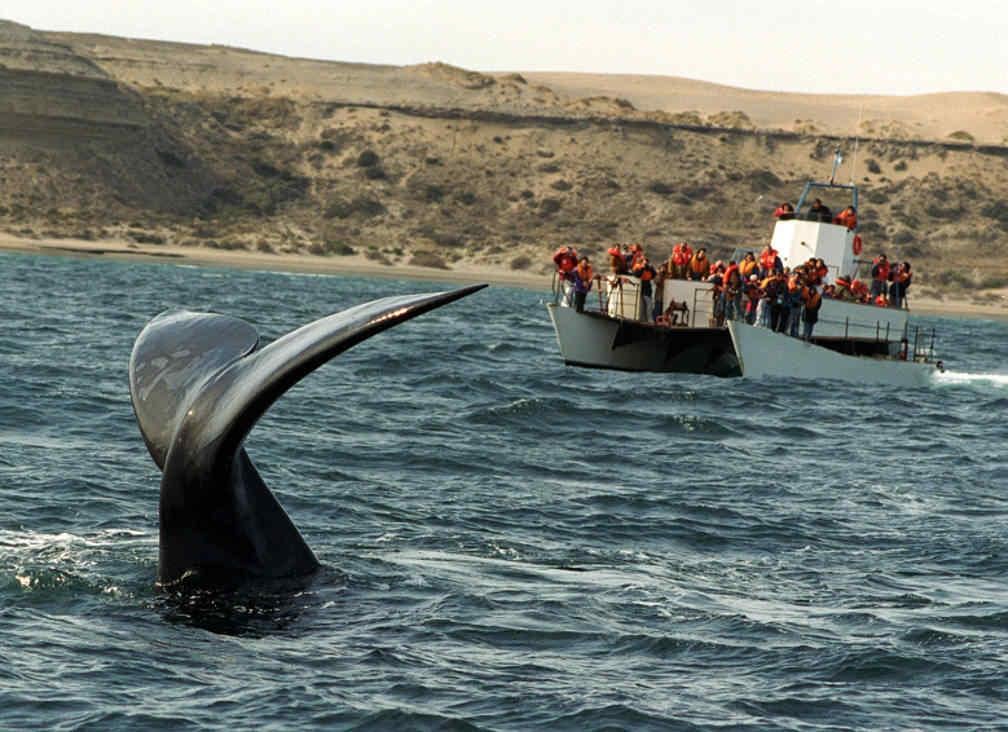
[726,320,937,387]
[547,304,739,376]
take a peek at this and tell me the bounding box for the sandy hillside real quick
[0,19,1006,312]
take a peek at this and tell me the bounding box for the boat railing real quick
[908,324,938,362]
[551,271,649,320]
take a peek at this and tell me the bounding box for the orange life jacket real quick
[672,244,691,267]
[689,254,709,276]
[739,259,757,277]
[575,263,594,283]
[834,210,858,229]
[806,290,822,310]
[553,247,577,272]
[759,248,777,272]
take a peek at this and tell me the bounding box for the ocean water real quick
[1,250,1007,730]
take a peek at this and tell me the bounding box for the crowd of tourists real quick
[552,233,913,340]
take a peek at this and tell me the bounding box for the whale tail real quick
[128,284,487,587]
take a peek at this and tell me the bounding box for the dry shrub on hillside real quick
[510,255,532,270]
[357,150,380,167]
[409,251,449,269]
[539,198,562,215]
[325,197,385,220]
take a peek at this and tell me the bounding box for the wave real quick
[933,370,1008,388]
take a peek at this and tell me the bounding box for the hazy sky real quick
[7,0,1007,95]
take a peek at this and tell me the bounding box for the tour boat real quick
[546,179,943,387]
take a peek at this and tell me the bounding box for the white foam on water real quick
[933,370,1008,389]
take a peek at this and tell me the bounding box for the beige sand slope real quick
[524,72,1008,144]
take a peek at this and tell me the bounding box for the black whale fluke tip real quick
[129,285,486,590]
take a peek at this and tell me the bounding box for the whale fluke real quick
[128,284,486,587]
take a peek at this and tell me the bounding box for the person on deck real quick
[758,244,783,278]
[669,241,692,279]
[763,272,785,331]
[784,272,804,336]
[608,248,628,275]
[870,254,890,300]
[833,205,858,229]
[773,202,796,220]
[632,257,658,322]
[805,198,832,222]
[899,262,913,305]
[889,261,910,309]
[653,262,668,320]
[738,251,758,280]
[687,248,711,280]
[553,245,578,274]
[743,275,761,324]
[802,284,822,340]
[572,256,595,313]
[722,261,744,321]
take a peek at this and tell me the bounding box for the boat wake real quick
[933,370,1008,389]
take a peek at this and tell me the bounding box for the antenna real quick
[850,105,863,184]
[829,148,844,184]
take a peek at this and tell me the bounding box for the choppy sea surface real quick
[1,250,1007,730]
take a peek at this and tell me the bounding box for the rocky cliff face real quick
[0,20,224,219]
[1,20,1005,296]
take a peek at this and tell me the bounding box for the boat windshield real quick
[794,181,859,224]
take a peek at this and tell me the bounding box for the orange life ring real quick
[852,235,863,256]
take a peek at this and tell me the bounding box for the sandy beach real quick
[3,233,1005,320]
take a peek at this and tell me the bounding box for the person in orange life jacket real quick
[888,261,910,309]
[571,256,595,313]
[669,241,693,279]
[850,278,869,302]
[802,284,823,340]
[706,263,726,327]
[833,205,858,229]
[899,261,912,302]
[738,251,758,279]
[805,197,832,222]
[758,244,782,278]
[632,257,658,321]
[833,274,853,300]
[744,274,761,324]
[552,246,578,306]
[626,243,646,271]
[870,254,890,299]
[784,271,804,336]
[763,271,786,331]
[552,245,578,273]
[722,261,744,321]
[815,258,829,285]
[687,248,710,280]
[773,201,795,220]
[609,250,628,276]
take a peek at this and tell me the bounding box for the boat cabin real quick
[770,181,860,283]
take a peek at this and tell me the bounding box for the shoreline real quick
[2,234,1006,320]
